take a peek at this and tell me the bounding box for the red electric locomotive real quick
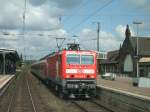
[31,44,97,98]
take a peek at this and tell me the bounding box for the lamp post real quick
[133,21,142,78]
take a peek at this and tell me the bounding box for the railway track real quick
[71,99,112,112]
[0,68,84,112]
[0,67,114,112]
[5,69,36,112]
[0,68,49,112]
[0,73,20,112]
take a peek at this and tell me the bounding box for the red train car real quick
[31,60,48,80]
[31,45,97,98]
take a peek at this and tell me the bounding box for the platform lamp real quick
[133,21,143,78]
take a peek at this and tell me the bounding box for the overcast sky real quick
[0,0,150,59]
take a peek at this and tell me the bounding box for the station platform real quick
[97,76,150,98]
[0,75,14,91]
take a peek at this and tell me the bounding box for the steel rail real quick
[7,90,15,112]
[26,78,37,112]
[72,100,112,112]
[6,76,18,112]
[5,74,37,112]
[90,100,114,112]
[71,101,89,112]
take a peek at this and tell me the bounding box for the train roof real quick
[40,52,56,61]
[32,59,46,66]
[40,50,96,61]
[40,43,97,60]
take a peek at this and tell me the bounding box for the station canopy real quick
[0,48,20,62]
[139,57,150,63]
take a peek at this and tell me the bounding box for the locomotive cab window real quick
[81,55,94,64]
[67,54,80,64]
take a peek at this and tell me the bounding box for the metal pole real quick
[137,24,139,78]
[72,35,79,44]
[3,53,5,74]
[97,22,100,52]
[23,0,27,61]
[133,21,142,78]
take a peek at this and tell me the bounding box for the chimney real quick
[125,24,131,38]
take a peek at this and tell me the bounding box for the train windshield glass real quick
[81,55,94,64]
[67,54,94,65]
[67,54,80,64]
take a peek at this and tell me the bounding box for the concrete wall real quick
[96,86,150,112]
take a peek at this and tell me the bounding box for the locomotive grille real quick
[66,79,96,89]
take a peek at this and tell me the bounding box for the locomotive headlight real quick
[66,75,70,78]
[90,75,94,78]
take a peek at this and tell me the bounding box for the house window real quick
[124,54,133,72]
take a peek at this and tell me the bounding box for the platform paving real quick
[0,75,14,90]
[97,76,150,97]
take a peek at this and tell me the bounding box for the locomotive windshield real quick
[67,54,80,64]
[81,55,94,64]
[67,54,94,65]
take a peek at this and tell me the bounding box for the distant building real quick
[99,25,150,78]
[97,51,107,60]
[97,51,107,73]
[99,50,119,74]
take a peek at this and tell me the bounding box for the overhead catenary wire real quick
[69,0,114,34]
[63,0,90,24]
[56,38,66,51]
